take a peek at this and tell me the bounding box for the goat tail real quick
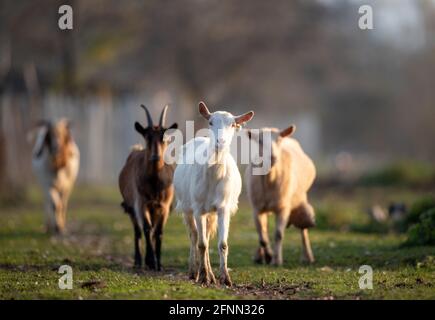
[207,213,218,239]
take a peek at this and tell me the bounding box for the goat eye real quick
[209,121,213,126]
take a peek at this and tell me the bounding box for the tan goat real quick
[245,126,316,265]
[31,119,80,234]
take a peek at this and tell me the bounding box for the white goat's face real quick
[247,126,296,167]
[208,111,236,151]
[199,101,254,152]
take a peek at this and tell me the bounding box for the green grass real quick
[0,186,434,299]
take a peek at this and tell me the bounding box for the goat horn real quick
[140,104,153,127]
[159,105,169,127]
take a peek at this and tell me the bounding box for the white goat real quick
[174,101,254,286]
[31,119,80,234]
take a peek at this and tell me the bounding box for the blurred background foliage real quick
[0,1,434,227]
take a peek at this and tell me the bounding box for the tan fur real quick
[245,129,316,265]
[52,126,74,170]
[31,119,80,234]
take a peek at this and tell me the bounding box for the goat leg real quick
[196,214,215,285]
[155,224,163,271]
[184,213,199,280]
[49,188,64,235]
[129,214,143,267]
[301,228,315,263]
[254,211,273,264]
[218,209,232,286]
[144,228,157,270]
[272,211,289,266]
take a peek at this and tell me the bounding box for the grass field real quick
[0,186,434,300]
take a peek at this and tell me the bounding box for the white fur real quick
[174,108,251,285]
[174,137,241,215]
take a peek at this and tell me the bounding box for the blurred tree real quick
[1,0,435,163]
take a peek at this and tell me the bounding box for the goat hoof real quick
[145,258,157,270]
[272,258,283,267]
[199,277,211,286]
[220,274,232,287]
[52,228,66,237]
[264,253,273,265]
[145,264,157,271]
[210,272,217,285]
[301,256,315,264]
[253,257,263,264]
[188,272,198,281]
[198,270,215,286]
[53,223,67,235]
[254,248,264,264]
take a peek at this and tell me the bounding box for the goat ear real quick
[235,111,254,125]
[167,122,178,130]
[199,101,211,120]
[33,126,49,157]
[134,122,146,135]
[280,125,296,137]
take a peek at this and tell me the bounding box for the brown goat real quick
[119,105,177,270]
[31,119,80,234]
[245,126,316,266]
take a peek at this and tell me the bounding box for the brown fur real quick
[52,128,74,170]
[35,119,74,170]
[119,148,175,217]
[118,105,177,271]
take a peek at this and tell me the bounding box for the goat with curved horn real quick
[140,104,153,127]
[119,105,178,271]
[159,105,169,127]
